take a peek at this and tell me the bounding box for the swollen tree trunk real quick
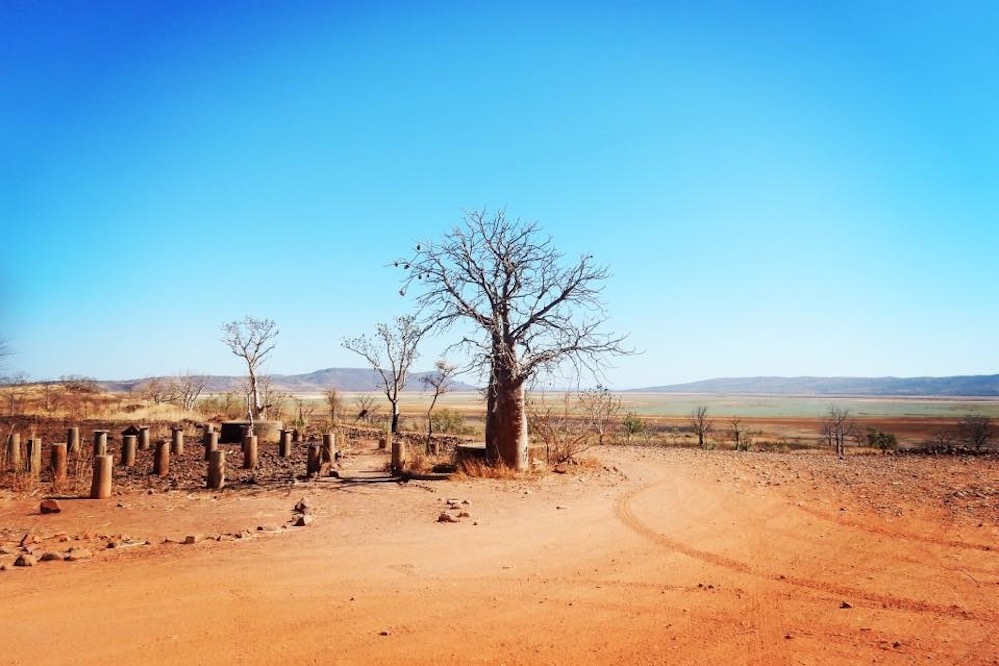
[249,372,264,419]
[490,380,529,471]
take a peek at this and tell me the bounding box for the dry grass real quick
[452,457,540,480]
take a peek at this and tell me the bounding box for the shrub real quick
[866,428,898,451]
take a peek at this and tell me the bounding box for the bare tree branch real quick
[221,316,278,420]
[342,315,424,434]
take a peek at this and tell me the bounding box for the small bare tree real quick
[353,393,379,424]
[168,371,208,411]
[342,315,423,434]
[958,413,994,452]
[822,406,856,458]
[421,359,457,450]
[135,377,169,405]
[730,416,749,451]
[578,385,622,445]
[294,398,317,434]
[690,406,712,449]
[324,388,344,425]
[221,316,278,420]
[528,391,594,464]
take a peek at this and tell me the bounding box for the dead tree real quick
[421,359,457,451]
[168,371,208,411]
[579,385,622,445]
[690,406,712,449]
[221,316,278,420]
[343,315,423,434]
[398,209,627,469]
[730,416,747,451]
[822,406,856,458]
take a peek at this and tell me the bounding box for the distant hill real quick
[103,368,478,394]
[633,375,999,397]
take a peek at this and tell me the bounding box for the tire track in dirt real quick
[792,502,994,552]
[613,467,997,623]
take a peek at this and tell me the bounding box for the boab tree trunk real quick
[487,379,529,471]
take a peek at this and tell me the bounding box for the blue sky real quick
[2,1,997,388]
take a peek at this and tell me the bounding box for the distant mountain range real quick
[632,375,999,397]
[103,368,478,394]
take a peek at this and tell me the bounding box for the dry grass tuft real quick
[453,457,538,480]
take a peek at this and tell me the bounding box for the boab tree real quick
[342,315,423,434]
[221,316,278,420]
[398,209,627,470]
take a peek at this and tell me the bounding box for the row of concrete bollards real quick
[5,425,345,498]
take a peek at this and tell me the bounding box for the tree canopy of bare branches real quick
[958,413,994,452]
[398,209,627,469]
[689,406,712,449]
[421,359,457,449]
[822,406,856,458]
[168,371,208,411]
[342,315,423,434]
[221,316,278,420]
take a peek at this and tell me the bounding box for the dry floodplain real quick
[2,432,997,665]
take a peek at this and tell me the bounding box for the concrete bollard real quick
[6,432,20,470]
[278,429,292,458]
[171,427,184,456]
[93,430,109,457]
[242,435,258,469]
[292,428,302,443]
[153,440,170,476]
[90,455,113,499]
[207,450,225,489]
[391,438,405,475]
[321,432,335,463]
[121,435,137,467]
[28,437,42,477]
[50,443,68,484]
[67,427,80,455]
[204,431,219,461]
[306,444,321,475]
[201,423,215,445]
[138,426,150,451]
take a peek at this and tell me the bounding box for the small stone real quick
[556,505,568,510]
[294,514,314,527]
[554,463,568,474]
[437,512,459,523]
[14,554,38,567]
[40,499,62,514]
[257,524,280,532]
[183,535,202,545]
[840,601,853,609]
[0,545,15,555]
[379,630,391,637]
[293,498,311,514]
[39,551,63,562]
[66,548,93,561]
[20,533,40,547]
[457,511,471,518]
[892,641,901,649]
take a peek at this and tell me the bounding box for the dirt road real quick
[3,446,997,664]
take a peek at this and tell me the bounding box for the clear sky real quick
[2,1,997,389]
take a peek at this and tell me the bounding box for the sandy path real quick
[2,447,997,665]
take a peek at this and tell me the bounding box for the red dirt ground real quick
[2,442,997,665]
